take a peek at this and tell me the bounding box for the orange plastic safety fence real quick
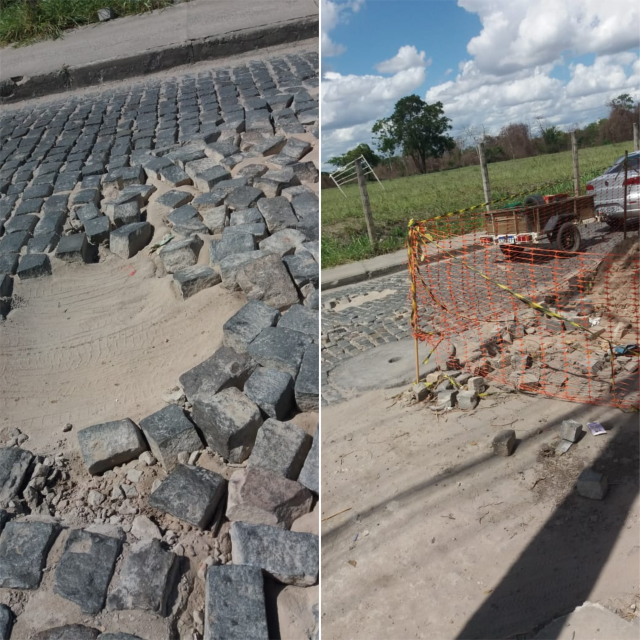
[407,206,640,411]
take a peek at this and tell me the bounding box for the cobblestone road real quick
[0,47,320,640]
[0,49,318,307]
[320,272,412,404]
[0,49,318,222]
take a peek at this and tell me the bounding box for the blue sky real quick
[321,0,640,167]
[324,1,481,84]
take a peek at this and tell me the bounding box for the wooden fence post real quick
[477,142,492,212]
[571,132,580,197]
[623,151,628,240]
[634,122,639,152]
[355,158,377,249]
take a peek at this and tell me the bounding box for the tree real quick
[603,94,638,143]
[461,124,483,148]
[535,118,567,154]
[484,143,507,163]
[608,93,635,112]
[497,123,535,160]
[372,95,455,174]
[576,120,604,147]
[327,143,381,170]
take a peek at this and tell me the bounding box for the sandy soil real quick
[321,387,639,639]
[0,213,318,638]
[0,107,319,455]
[0,250,246,453]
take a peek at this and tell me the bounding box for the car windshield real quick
[605,156,640,174]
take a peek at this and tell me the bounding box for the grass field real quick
[321,141,634,268]
[0,0,174,47]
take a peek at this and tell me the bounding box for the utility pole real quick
[355,157,377,249]
[477,142,492,212]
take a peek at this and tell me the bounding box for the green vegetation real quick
[322,141,633,268]
[0,0,174,47]
[372,96,455,174]
[327,143,381,170]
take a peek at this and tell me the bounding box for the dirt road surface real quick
[321,387,639,639]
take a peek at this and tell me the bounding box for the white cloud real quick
[566,52,639,98]
[321,0,364,57]
[322,66,427,131]
[426,53,640,139]
[321,59,428,167]
[322,44,429,132]
[375,45,431,74]
[459,0,640,76]
[424,0,640,140]
[323,123,377,164]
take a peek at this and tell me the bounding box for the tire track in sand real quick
[0,253,245,452]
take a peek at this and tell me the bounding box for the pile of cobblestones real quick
[320,226,637,407]
[0,339,319,638]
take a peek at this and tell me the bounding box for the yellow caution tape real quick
[421,337,444,366]
[444,374,462,389]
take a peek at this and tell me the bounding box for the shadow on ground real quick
[322,397,639,639]
[457,407,639,639]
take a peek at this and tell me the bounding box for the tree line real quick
[326,93,640,179]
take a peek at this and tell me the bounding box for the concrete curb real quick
[0,16,318,104]
[321,251,407,291]
[321,243,485,291]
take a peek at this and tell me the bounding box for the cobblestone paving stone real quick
[0,50,319,311]
[321,224,636,405]
[320,273,412,404]
[0,49,320,640]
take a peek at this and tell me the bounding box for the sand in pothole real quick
[0,252,246,453]
[333,289,396,311]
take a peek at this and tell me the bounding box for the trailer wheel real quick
[552,222,581,252]
[499,245,525,260]
[524,194,545,206]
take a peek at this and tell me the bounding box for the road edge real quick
[0,16,318,103]
[321,243,487,291]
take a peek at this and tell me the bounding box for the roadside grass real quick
[0,0,174,47]
[321,141,633,268]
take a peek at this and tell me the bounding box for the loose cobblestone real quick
[0,50,319,317]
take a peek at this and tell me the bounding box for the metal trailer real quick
[479,193,596,258]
